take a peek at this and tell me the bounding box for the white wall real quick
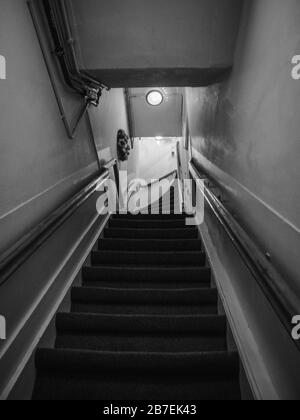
[186,0,300,296]
[0,0,128,255]
[185,0,300,399]
[133,138,178,183]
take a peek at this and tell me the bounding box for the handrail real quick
[157,169,178,183]
[124,88,135,144]
[127,170,178,209]
[103,159,120,198]
[176,141,184,209]
[141,170,178,189]
[176,141,183,180]
[103,158,118,171]
[0,169,112,287]
[189,161,300,352]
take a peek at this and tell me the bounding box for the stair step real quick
[82,266,211,288]
[147,209,183,216]
[56,313,226,334]
[148,202,179,210]
[71,287,218,315]
[31,203,241,400]
[108,218,189,229]
[72,302,217,316]
[104,228,198,240]
[72,286,217,305]
[113,213,188,220]
[55,313,227,353]
[91,250,206,267]
[33,349,241,400]
[98,238,202,252]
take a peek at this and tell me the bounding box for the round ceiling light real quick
[146,90,163,106]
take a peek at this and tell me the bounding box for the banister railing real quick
[189,160,300,352]
[0,161,119,287]
[104,158,120,199]
[141,170,178,189]
[127,170,178,207]
[176,142,184,210]
[176,141,183,181]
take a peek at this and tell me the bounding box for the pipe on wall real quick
[28,0,114,172]
[124,88,135,146]
[60,0,110,92]
[42,0,85,95]
[27,0,76,139]
[86,110,102,172]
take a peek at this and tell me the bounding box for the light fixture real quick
[146,90,163,106]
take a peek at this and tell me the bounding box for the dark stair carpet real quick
[71,287,218,315]
[91,250,206,266]
[33,196,241,400]
[82,266,212,289]
[34,349,240,400]
[104,227,198,240]
[99,238,202,252]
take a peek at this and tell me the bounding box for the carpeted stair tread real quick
[71,302,217,315]
[56,313,227,334]
[35,349,240,376]
[112,213,190,220]
[71,286,218,315]
[91,250,206,266]
[55,313,227,352]
[33,349,241,400]
[33,375,241,401]
[82,266,211,288]
[32,189,242,400]
[98,238,202,252]
[104,227,198,240]
[108,218,192,229]
[35,348,239,375]
[71,286,218,305]
[56,334,226,353]
[148,208,182,215]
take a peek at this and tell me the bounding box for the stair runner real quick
[32,187,241,400]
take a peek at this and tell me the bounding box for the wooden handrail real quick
[103,158,117,170]
[0,168,113,287]
[127,170,178,208]
[176,141,183,180]
[141,170,178,189]
[189,161,300,352]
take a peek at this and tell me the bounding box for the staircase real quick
[32,187,241,400]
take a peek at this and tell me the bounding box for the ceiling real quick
[69,0,244,87]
